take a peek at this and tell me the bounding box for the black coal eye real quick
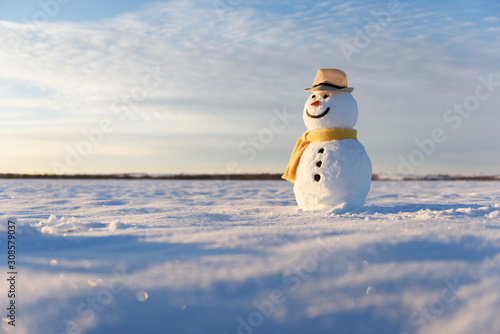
[323,94,328,99]
[311,95,316,99]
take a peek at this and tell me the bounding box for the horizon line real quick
[0,173,499,181]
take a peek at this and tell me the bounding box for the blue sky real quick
[1,0,499,175]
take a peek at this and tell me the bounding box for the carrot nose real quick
[310,100,319,106]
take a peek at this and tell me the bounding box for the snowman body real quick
[293,91,372,210]
[294,140,371,210]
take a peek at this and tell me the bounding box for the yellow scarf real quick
[282,128,357,182]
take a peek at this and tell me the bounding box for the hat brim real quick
[304,86,353,93]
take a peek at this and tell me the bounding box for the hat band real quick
[313,82,346,89]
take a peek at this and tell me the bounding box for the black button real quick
[316,161,322,167]
[318,148,324,153]
[314,174,321,182]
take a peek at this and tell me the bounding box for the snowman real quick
[282,69,372,211]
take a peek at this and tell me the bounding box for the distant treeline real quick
[0,173,499,181]
[372,174,500,181]
[0,173,282,180]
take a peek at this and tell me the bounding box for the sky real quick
[0,0,499,175]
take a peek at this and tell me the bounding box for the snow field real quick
[0,179,499,333]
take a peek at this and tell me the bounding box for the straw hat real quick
[304,68,354,93]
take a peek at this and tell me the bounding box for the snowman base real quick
[292,139,372,211]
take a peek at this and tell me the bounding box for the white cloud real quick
[483,16,500,23]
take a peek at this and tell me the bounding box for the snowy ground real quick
[1,179,500,334]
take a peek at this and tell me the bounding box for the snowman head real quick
[302,91,358,131]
